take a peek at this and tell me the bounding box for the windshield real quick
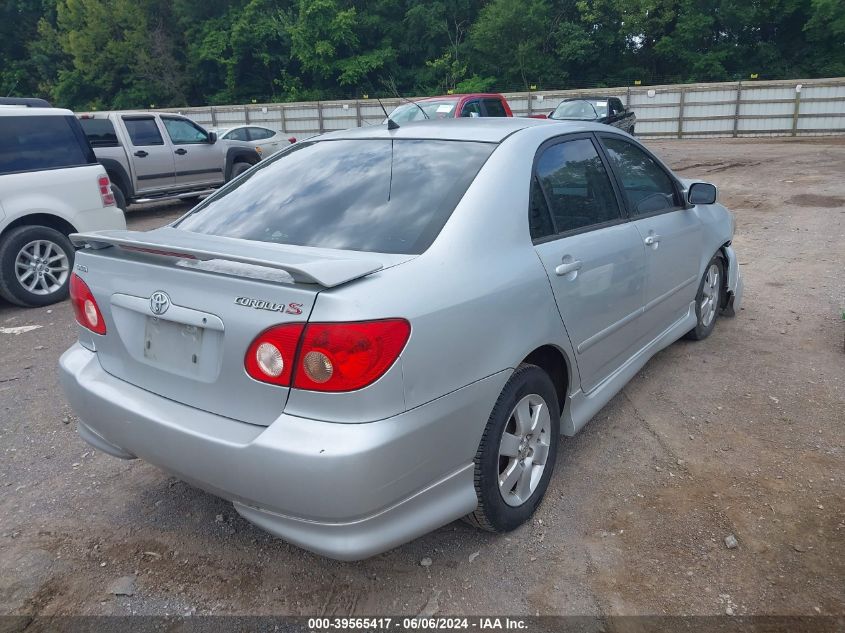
[388,100,459,123]
[550,99,607,120]
[175,139,496,254]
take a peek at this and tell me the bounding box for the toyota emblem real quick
[150,291,171,316]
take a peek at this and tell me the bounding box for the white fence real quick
[156,77,845,140]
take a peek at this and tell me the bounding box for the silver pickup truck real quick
[78,112,260,209]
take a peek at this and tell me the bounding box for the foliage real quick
[1,0,842,109]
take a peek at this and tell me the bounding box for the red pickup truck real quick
[388,93,513,122]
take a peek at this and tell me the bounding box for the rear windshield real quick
[79,117,119,147]
[175,139,495,254]
[0,115,96,175]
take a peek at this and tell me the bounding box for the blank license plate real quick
[143,317,204,374]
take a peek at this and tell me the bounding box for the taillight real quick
[288,137,297,144]
[69,274,106,335]
[98,174,115,207]
[244,323,305,386]
[244,319,411,391]
[293,319,410,392]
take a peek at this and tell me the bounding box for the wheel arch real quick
[1,213,78,240]
[98,158,133,198]
[225,147,261,180]
[520,344,571,417]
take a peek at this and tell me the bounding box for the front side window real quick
[601,137,680,216]
[224,128,249,141]
[0,115,95,174]
[460,101,481,118]
[248,127,274,141]
[534,138,622,234]
[162,117,209,144]
[123,117,164,146]
[175,139,495,255]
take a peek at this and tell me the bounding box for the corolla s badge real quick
[150,291,171,316]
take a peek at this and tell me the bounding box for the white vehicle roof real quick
[0,106,75,117]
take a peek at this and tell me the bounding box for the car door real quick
[460,100,482,118]
[531,135,647,393]
[160,116,224,188]
[121,115,175,193]
[599,134,702,340]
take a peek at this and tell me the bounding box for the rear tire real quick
[464,363,560,532]
[684,254,725,341]
[0,225,74,307]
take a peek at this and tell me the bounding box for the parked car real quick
[210,125,296,158]
[60,118,742,560]
[541,96,637,134]
[0,104,125,307]
[77,112,261,209]
[388,93,513,122]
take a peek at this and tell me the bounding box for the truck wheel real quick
[111,184,127,211]
[228,162,251,181]
[0,225,75,307]
[464,363,560,532]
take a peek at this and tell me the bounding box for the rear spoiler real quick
[70,229,383,288]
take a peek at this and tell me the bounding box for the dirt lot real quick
[0,137,843,618]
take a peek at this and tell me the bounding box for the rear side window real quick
[534,138,621,234]
[483,99,507,117]
[176,139,495,254]
[123,117,164,146]
[248,127,274,141]
[79,118,119,147]
[601,137,680,215]
[0,115,96,175]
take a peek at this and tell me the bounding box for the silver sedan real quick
[59,118,743,560]
[212,125,295,157]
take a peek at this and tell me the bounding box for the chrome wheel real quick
[14,240,70,296]
[699,263,720,328]
[498,394,552,507]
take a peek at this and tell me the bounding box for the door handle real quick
[555,260,583,276]
[134,150,148,158]
[174,148,188,155]
[644,234,661,246]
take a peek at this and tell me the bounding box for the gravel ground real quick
[0,137,843,617]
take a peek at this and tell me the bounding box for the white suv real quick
[0,103,126,307]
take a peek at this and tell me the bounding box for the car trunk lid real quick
[71,228,407,426]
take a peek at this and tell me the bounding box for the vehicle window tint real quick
[460,101,481,118]
[0,115,95,174]
[248,127,274,141]
[175,139,495,255]
[534,138,621,233]
[162,117,209,144]
[482,99,507,117]
[610,98,624,114]
[79,118,119,147]
[225,128,249,141]
[602,137,680,215]
[528,177,555,241]
[123,117,164,146]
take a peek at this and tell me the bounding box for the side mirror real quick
[688,182,717,205]
[207,131,217,144]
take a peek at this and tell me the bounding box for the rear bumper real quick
[59,344,508,560]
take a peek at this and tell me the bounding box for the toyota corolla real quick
[59,118,743,560]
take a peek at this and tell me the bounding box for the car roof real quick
[0,106,75,117]
[560,95,620,101]
[411,93,505,102]
[317,117,608,143]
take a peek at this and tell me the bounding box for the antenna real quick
[377,98,400,130]
[386,76,429,120]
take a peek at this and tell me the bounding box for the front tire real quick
[0,226,74,307]
[465,363,560,532]
[685,254,725,341]
[228,161,251,181]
